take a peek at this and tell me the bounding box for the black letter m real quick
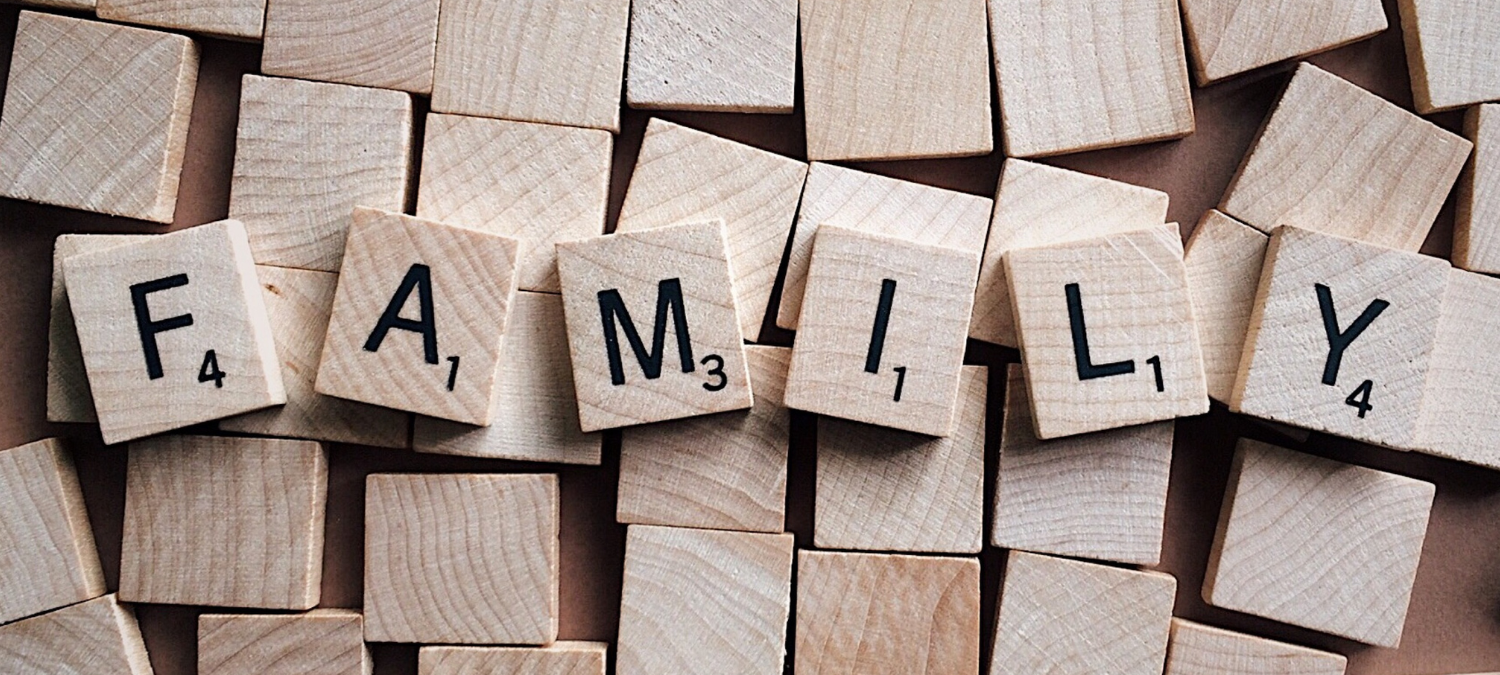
[598,278,695,385]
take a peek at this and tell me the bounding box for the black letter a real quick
[364,264,439,364]
[1066,283,1135,381]
[598,278,695,385]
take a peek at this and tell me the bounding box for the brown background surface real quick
[1,0,1499,673]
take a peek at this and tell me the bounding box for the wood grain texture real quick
[616,118,807,340]
[48,234,153,424]
[364,473,559,644]
[15,0,95,10]
[990,0,1194,158]
[1220,63,1472,251]
[617,525,793,675]
[0,439,106,626]
[120,435,327,609]
[260,0,439,93]
[1398,0,1500,112]
[1414,268,1500,470]
[420,643,607,675]
[98,0,267,39]
[0,11,197,223]
[1183,210,1269,403]
[626,0,795,112]
[795,550,980,675]
[0,595,151,675]
[1180,0,1386,84]
[1455,104,1500,273]
[1164,619,1348,675]
[199,610,370,675]
[1205,439,1435,647]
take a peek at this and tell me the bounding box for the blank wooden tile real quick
[420,643,608,675]
[617,345,790,533]
[1398,0,1500,112]
[99,0,267,39]
[1180,0,1386,84]
[1164,619,1347,675]
[1221,63,1472,251]
[199,610,368,675]
[0,595,150,674]
[1456,104,1500,274]
[990,0,1194,158]
[316,208,519,426]
[0,439,105,626]
[1206,439,1435,647]
[48,234,153,424]
[431,0,630,132]
[1414,268,1500,470]
[1007,224,1209,439]
[261,0,440,93]
[63,220,285,445]
[0,12,197,223]
[120,435,326,609]
[617,119,808,340]
[364,474,558,644]
[626,0,795,112]
[618,525,793,675]
[990,551,1176,675]
[229,74,415,273]
[1231,227,1448,449]
[991,365,1172,566]
[1183,210,1270,403]
[556,221,753,432]
[795,551,980,675]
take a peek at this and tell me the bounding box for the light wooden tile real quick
[618,525,793,675]
[63,220,285,445]
[1164,619,1347,675]
[1180,0,1386,84]
[991,365,1171,566]
[316,207,519,426]
[0,439,105,626]
[1007,224,1209,439]
[420,643,608,675]
[617,119,808,340]
[1414,268,1500,470]
[626,0,795,112]
[416,113,611,293]
[431,0,630,132]
[1205,439,1435,647]
[120,435,327,609]
[556,221,753,432]
[1456,104,1500,274]
[1221,63,1472,251]
[0,595,151,674]
[99,0,267,39]
[261,0,439,94]
[990,0,1194,158]
[0,12,197,223]
[199,610,369,675]
[48,234,153,425]
[364,473,559,644]
[795,551,980,675]
[1183,210,1270,403]
[1398,0,1500,112]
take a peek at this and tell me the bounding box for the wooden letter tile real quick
[0,439,105,625]
[626,0,796,112]
[1456,104,1500,274]
[48,234,152,424]
[199,610,368,675]
[0,595,150,674]
[1180,0,1386,84]
[421,643,608,675]
[1183,210,1270,403]
[261,0,440,93]
[1398,0,1500,112]
[99,0,267,39]
[1164,619,1347,675]
[1414,268,1500,470]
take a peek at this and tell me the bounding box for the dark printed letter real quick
[598,278,695,385]
[131,274,194,380]
[364,264,439,364]
[1066,283,1135,381]
[1315,283,1389,386]
[864,279,898,374]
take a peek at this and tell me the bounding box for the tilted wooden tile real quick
[98,0,267,39]
[1183,210,1270,403]
[1164,619,1347,675]
[199,610,369,675]
[1456,104,1500,274]
[316,208,519,426]
[0,12,197,223]
[0,595,150,675]
[618,525,794,675]
[626,0,795,112]
[1398,0,1500,112]
[1007,224,1209,439]
[64,220,285,445]
[1220,63,1472,251]
[1414,268,1500,470]
[1205,439,1435,647]
[1180,0,1386,84]
[556,221,753,432]
[120,435,326,609]
[48,234,153,424]
[261,0,440,94]
[795,551,980,675]
[420,643,608,675]
[0,439,106,626]
[617,118,808,340]
[364,474,559,644]
[991,365,1172,566]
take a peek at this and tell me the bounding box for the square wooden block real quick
[990,551,1176,675]
[1183,210,1270,403]
[1221,63,1471,251]
[617,345,790,533]
[0,439,105,625]
[48,234,152,424]
[120,435,327,609]
[1415,268,1500,470]
[990,0,1193,157]
[626,0,796,112]
[1164,619,1348,675]
[556,221,753,432]
[795,551,980,675]
[0,12,197,223]
[99,0,267,39]
[63,220,285,445]
[617,119,808,340]
[618,525,794,675]
[421,643,608,675]
[1205,439,1435,647]
[1007,224,1209,439]
[261,0,440,93]
[0,595,150,674]
[1456,104,1500,274]
[1180,0,1385,84]
[991,365,1172,566]
[1398,0,1500,112]
[199,610,368,675]
[316,207,519,426]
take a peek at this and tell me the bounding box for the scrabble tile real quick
[617,119,808,340]
[413,291,601,465]
[431,0,630,132]
[420,643,608,675]
[120,435,327,609]
[990,0,1194,158]
[63,220,285,445]
[229,74,415,273]
[1456,104,1500,274]
[1414,268,1500,470]
[1231,227,1448,448]
[416,113,611,293]
[1220,63,1472,251]
[1183,211,1270,403]
[0,439,106,626]
[48,234,153,424]
[1164,619,1348,675]
[219,266,411,449]
[990,551,1175,675]
[364,474,559,644]
[618,525,794,675]
[315,208,520,426]
[199,610,368,675]
[777,163,991,331]
[98,0,267,39]
[1398,0,1500,112]
[971,159,1169,348]
[261,0,440,93]
[626,0,795,112]
[0,595,150,674]
[1205,439,1435,647]
[1180,0,1386,84]
[556,221,753,432]
[0,12,197,223]
[617,345,790,533]
[1006,224,1209,439]
[795,551,980,675]
[991,365,1172,566]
